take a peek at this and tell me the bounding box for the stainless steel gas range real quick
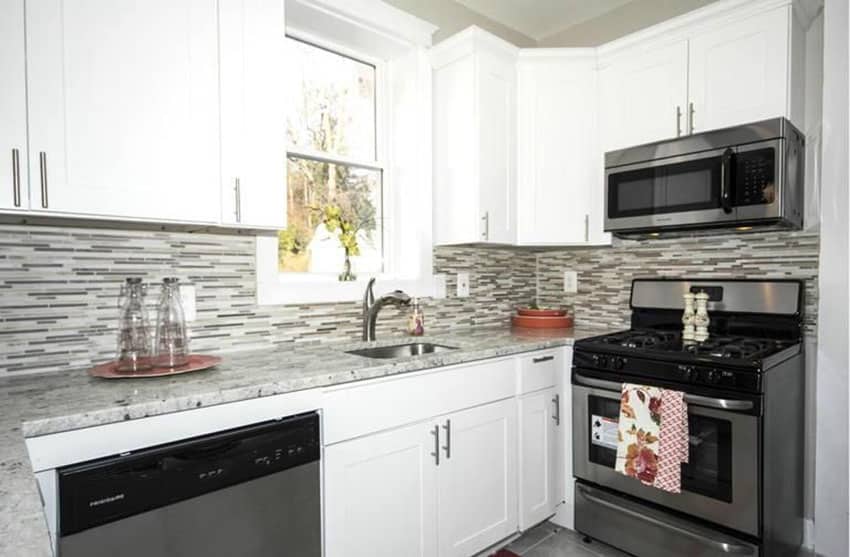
[572,278,804,557]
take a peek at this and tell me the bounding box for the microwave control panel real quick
[735,147,776,206]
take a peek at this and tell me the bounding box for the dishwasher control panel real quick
[58,412,320,536]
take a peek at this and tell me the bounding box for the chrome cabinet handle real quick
[576,484,755,555]
[11,149,21,207]
[481,211,489,241]
[430,424,440,466]
[688,102,695,134]
[39,152,48,208]
[442,419,451,459]
[533,355,555,364]
[572,373,754,411]
[552,394,560,426]
[234,178,242,223]
[584,214,589,242]
[676,105,683,137]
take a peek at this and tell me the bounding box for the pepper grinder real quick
[682,293,696,341]
[694,292,711,342]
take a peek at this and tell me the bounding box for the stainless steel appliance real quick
[572,279,804,557]
[57,412,321,557]
[604,118,804,234]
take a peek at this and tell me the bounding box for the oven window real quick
[608,156,722,218]
[587,395,733,503]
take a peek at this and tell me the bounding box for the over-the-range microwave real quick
[604,118,804,235]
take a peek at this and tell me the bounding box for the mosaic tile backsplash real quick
[0,224,819,376]
[536,229,820,335]
[0,225,535,376]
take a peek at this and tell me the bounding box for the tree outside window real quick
[280,37,383,277]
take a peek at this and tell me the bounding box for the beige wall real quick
[383,0,536,46]
[538,0,720,47]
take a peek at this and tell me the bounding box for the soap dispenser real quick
[407,298,425,336]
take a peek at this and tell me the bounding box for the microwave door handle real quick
[720,148,734,214]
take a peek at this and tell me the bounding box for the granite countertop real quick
[0,325,609,556]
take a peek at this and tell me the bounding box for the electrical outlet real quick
[433,274,447,299]
[456,273,470,298]
[179,284,197,322]
[563,271,578,294]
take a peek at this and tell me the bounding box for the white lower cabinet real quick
[324,398,518,557]
[518,386,561,530]
[323,420,438,557]
[437,399,518,557]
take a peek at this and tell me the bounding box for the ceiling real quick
[454,0,636,41]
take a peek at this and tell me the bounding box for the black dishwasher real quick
[57,412,321,557]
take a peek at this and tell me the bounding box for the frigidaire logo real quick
[89,494,125,507]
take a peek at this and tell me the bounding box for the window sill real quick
[255,236,436,306]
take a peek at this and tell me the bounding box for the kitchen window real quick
[281,37,384,276]
[255,4,436,306]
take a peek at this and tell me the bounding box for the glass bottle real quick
[407,297,425,336]
[154,277,190,368]
[116,278,152,372]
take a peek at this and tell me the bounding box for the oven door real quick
[572,372,760,537]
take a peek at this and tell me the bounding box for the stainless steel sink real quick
[346,342,458,359]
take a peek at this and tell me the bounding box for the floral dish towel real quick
[614,383,689,493]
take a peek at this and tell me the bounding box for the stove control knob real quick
[682,366,696,381]
[613,357,625,370]
[706,370,721,384]
[593,355,609,368]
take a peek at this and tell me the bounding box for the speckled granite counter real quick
[0,326,609,556]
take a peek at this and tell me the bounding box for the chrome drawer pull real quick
[532,355,554,364]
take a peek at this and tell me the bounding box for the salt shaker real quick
[682,293,696,341]
[694,292,710,342]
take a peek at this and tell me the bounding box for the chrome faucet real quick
[362,278,411,341]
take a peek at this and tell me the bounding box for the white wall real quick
[814,0,849,555]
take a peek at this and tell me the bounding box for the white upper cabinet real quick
[219,0,287,229]
[688,6,794,133]
[0,0,28,211]
[516,52,610,246]
[598,41,689,152]
[598,2,809,153]
[432,27,517,245]
[25,0,221,223]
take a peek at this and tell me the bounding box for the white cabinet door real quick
[688,6,790,133]
[324,421,438,557]
[519,387,560,530]
[432,28,517,245]
[437,398,518,557]
[598,40,689,152]
[516,54,608,246]
[26,0,220,222]
[0,0,27,211]
[477,50,516,244]
[219,0,287,229]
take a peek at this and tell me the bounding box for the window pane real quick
[286,37,376,161]
[279,156,383,275]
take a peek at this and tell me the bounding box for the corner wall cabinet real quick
[2,0,287,230]
[432,0,815,247]
[431,27,518,245]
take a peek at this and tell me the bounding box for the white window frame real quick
[256,1,437,305]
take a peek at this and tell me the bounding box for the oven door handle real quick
[576,483,755,555]
[573,373,754,411]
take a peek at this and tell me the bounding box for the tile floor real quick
[504,522,631,557]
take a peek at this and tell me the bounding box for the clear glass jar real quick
[154,277,190,368]
[116,278,152,372]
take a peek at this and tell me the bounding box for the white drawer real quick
[518,349,562,394]
[322,357,517,444]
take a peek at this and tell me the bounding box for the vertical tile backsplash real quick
[0,224,820,376]
[0,225,534,376]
